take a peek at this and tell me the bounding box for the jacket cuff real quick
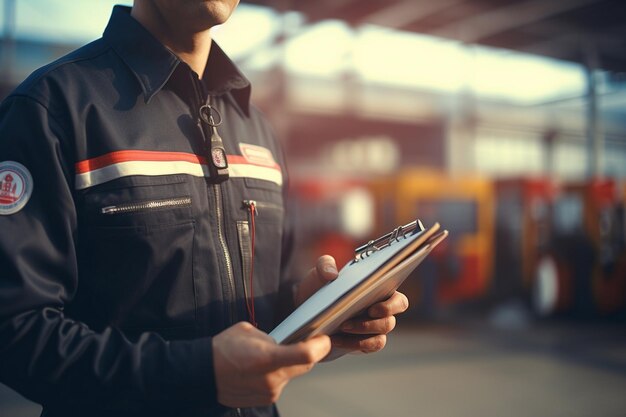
[151,336,217,410]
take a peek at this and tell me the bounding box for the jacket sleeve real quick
[0,95,218,412]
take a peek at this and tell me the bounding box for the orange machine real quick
[370,169,495,309]
[535,179,626,316]
[576,179,626,314]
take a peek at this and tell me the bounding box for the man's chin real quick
[199,0,239,27]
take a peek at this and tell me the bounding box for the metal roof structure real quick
[243,0,626,73]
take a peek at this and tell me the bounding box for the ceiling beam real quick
[430,0,602,43]
[520,33,625,66]
[518,19,625,59]
[319,0,360,11]
[357,0,467,30]
[521,19,618,40]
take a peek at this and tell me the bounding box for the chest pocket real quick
[76,175,197,333]
[235,180,285,331]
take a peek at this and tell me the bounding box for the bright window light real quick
[353,24,585,103]
[354,25,466,93]
[472,47,586,104]
[283,20,353,78]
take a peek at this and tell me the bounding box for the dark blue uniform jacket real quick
[0,6,294,417]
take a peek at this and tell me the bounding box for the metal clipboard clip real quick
[354,219,425,261]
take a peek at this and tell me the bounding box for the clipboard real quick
[270,220,448,344]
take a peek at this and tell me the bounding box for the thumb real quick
[314,255,339,282]
[296,255,338,305]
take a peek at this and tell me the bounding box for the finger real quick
[270,335,331,368]
[368,291,409,319]
[331,334,387,354]
[303,255,338,289]
[315,255,339,281]
[340,315,396,335]
[297,255,339,304]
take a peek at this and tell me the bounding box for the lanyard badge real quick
[199,100,229,183]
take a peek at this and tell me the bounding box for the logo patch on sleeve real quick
[0,161,33,215]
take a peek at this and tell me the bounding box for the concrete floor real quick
[1,319,625,417]
[279,320,626,417]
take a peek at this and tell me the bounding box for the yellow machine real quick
[370,169,495,309]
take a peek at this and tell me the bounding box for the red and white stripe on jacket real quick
[74,150,283,190]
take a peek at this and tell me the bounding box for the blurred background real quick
[1,0,625,416]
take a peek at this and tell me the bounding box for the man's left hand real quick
[331,290,408,353]
[295,255,409,354]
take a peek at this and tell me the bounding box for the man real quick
[0,1,408,416]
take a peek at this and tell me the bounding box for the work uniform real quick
[0,6,294,417]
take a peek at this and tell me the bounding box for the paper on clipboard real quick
[270,221,448,344]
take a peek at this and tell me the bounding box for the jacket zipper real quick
[101,196,191,215]
[190,74,238,325]
[213,183,236,325]
[245,200,283,213]
[192,77,241,417]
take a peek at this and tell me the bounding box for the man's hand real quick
[296,255,410,354]
[213,322,331,408]
[331,290,408,353]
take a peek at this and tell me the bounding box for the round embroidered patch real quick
[0,161,33,215]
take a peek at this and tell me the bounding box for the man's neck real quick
[131,4,212,78]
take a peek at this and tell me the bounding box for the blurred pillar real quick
[542,128,558,178]
[446,42,476,175]
[446,89,476,174]
[585,44,604,179]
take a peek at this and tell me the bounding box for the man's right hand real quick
[213,322,331,408]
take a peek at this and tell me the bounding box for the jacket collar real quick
[102,5,250,114]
